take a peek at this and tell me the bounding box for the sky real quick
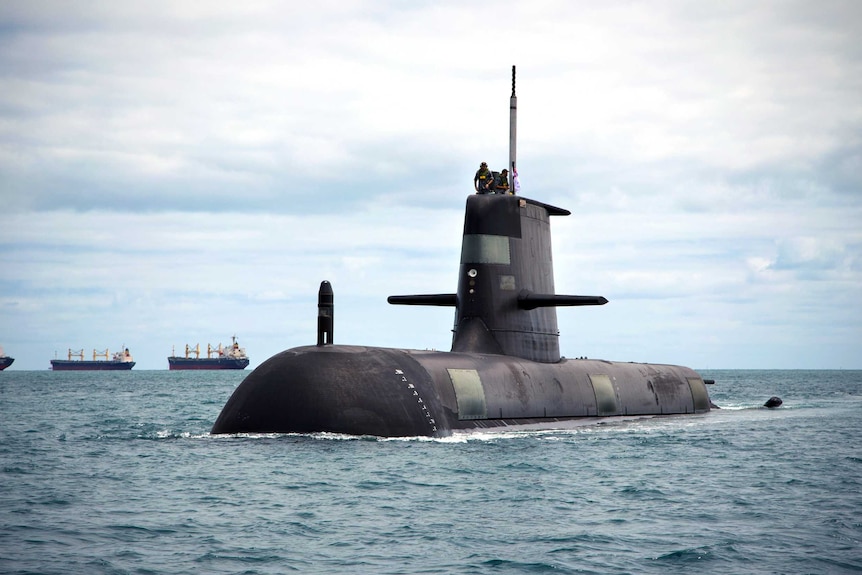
[1,0,861,370]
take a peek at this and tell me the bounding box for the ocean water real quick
[1,368,860,575]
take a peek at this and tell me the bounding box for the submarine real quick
[211,67,715,438]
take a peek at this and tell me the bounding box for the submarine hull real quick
[211,344,711,437]
[211,70,716,437]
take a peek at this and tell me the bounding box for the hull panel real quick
[0,357,14,371]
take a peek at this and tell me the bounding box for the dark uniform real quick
[496,169,510,193]
[474,162,493,193]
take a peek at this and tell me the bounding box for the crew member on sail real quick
[474,161,493,193]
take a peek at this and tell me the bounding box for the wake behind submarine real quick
[211,67,715,438]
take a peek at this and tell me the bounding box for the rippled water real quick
[1,369,860,574]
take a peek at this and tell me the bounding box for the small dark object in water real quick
[764,396,783,408]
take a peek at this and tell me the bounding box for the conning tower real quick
[389,196,606,362]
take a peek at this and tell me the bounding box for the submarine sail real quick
[211,67,713,437]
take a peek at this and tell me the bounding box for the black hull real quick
[0,357,13,371]
[168,357,249,370]
[51,360,135,371]
[211,345,711,437]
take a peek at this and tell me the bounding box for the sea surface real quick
[1,369,860,574]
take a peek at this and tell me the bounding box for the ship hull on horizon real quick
[168,357,250,370]
[50,360,135,371]
[0,357,14,371]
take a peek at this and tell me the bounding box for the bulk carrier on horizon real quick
[0,346,14,371]
[168,335,250,370]
[50,347,135,371]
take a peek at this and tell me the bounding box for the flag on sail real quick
[512,167,521,193]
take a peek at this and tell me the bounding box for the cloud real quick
[1,0,861,369]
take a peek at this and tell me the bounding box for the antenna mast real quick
[508,65,517,191]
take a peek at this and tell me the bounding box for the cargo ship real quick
[50,347,135,371]
[168,335,249,370]
[0,346,14,371]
